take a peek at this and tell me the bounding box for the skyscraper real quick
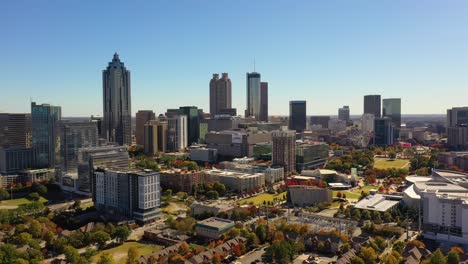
[31,102,61,168]
[144,119,168,155]
[338,106,350,122]
[0,113,32,148]
[57,121,98,174]
[179,106,200,145]
[447,107,468,149]
[259,82,268,122]
[102,53,132,146]
[364,95,381,118]
[310,116,331,129]
[383,98,401,138]
[374,117,394,146]
[136,110,156,146]
[167,115,188,152]
[245,72,261,119]
[272,127,296,176]
[209,73,232,116]
[289,101,307,132]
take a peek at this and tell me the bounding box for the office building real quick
[364,95,381,118]
[144,119,168,155]
[207,116,243,132]
[438,152,468,171]
[374,117,394,146]
[93,168,161,224]
[219,108,237,116]
[90,115,103,137]
[195,217,235,239]
[328,119,347,133]
[259,82,268,122]
[136,110,156,146]
[0,147,33,174]
[31,102,61,168]
[310,116,330,129]
[447,107,468,149]
[167,115,188,152]
[383,98,402,138]
[288,186,333,207]
[361,113,375,133]
[189,147,218,163]
[204,169,265,193]
[289,101,306,132]
[0,113,32,148]
[102,53,132,146]
[57,121,98,174]
[296,142,329,173]
[209,73,232,116]
[177,106,200,145]
[160,169,205,194]
[245,72,261,119]
[205,129,271,160]
[272,127,296,175]
[338,106,350,122]
[78,146,129,193]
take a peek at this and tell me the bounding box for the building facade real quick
[167,115,188,152]
[383,98,402,138]
[447,107,468,149]
[144,120,168,155]
[310,116,331,129]
[102,53,132,146]
[259,82,268,122]
[374,117,394,146]
[296,142,329,173]
[136,110,156,146]
[288,186,333,207]
[245,72,261,119]
[160,169,205,194]
[272,128,296,175]
[31,102,61,168]
[289,101,306,132]
[93,168,160,224]
[0,113,32,148]
[205,130,272,160]
[209,73,232,116]
[0,147,33,174]
[204,169,265,193]
[338,106,350,122]
[364,95,381,118]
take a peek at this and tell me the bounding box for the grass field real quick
[332,191,360,199]
[92,242,162,263]
[0,197,48,207]
[374,158,410,169]
[241,192,287,206]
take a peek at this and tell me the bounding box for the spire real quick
[113,52,120,61]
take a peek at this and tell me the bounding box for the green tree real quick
[206,190,219,199]
[37,184,47,196]
[359,246,378,264]
[212,182,226,196]
[97,253,115,264]
[64,245,81,264]
[430,249,447,264]
[255,224,268,244]
[0,244,19,264]
[92,231,111,248]
[353,209,361,221]
[28,192,40,201]
[362,210,372,220]
[447,249,460,264]
[114,226,130,243]
[15,259,29,264]
[0,188,10,200]
[351,256,365,264]
[126,246,140,264]
[30,220,42,238]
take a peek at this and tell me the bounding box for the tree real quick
[165,189,173,197]
[447,249,460,264]
[114,226,130,243]
[351,256,365,264]
[30,220,42,238]
[126,246,139,264]
[429,249,446,264]
[353,209,361,221]
[0,189,10,200]
[255,224,268,244]
[92,231,111,248]
[64,246,81,264]
[0,244,19,264]
[383,212,393,223]
[37,184,47,196]
[407,240,425,248]
[388,151,397,159]
[28,192,40,201]
[206,190,219,200]
[359,246,378,264]
[362,210,372,220]
[337,192,342,198]
[97,253,115,264]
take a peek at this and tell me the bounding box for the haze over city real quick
[2,1,468,116]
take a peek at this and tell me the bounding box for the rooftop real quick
[354,194,401,212]
[196,217,235,231]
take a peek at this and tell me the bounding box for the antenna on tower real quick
[254,57,256,72]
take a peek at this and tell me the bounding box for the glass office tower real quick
[31,102,61,168]
[246,72,261,119]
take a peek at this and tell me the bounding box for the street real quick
[238,246,267,264]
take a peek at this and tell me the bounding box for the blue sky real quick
[1,0,468,116]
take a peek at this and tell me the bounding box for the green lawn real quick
[92,242,162,263]
[332,191,360,199]
[374,158,410,169]
[0,197,47,207]
[241,192,287,206]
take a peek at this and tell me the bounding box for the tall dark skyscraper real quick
[446,107,468,149]
[209,73,232,116]
[374,117,394,146]
[31,102,61,168]
[136,110,156,146]
[102,53,132,146]
[364,95,381,118]
[289,101,307,132]
[383,98,401,138]
[338,106,350,121]
[259,82,268,122]
[245,72,261,119]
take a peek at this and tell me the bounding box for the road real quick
[238,246,267,264]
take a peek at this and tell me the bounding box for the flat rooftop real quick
[354,194,400,212]
[414,181,468,193]
[196,217,234,231]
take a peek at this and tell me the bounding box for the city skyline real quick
[2,1,468,116]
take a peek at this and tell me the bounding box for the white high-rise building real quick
[361,113,375,133]
[167,115,188,151]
